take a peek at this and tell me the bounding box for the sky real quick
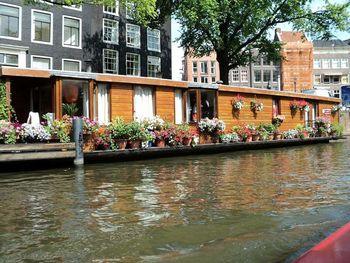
[171,0,350,81]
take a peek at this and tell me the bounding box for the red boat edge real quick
[294,222,350,263]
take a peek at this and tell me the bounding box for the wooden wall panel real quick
[279,98,304,130]
[110,83,133,122]
[319,101,339,123]
[218,91,273,129]
[155,86,175,123]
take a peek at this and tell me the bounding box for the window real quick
[314,74,321,84]
[103,19,118,44]
[211,61,216,74]
[273,70,279,82]
[323,59,331,69]
[147,29,160,52]
[272,98,280,117]
[342,75,349,84]
[323,75,330,84]
[193,77,198,82]
[32,10,52,44]
[232,70,239,82]
[134,86,154,120]
[0,3,21,39]
[0,53,18,66]
[125,1,135,19]
[201,76,208,83]
[147,56,161,77]
[97,84,110,124]
[211,77,216,83]
[192,62,197,74]
[263,70,271,82]
[126,24,140,48]
[174,89,183,124]
[187,90,197,122]
[63,16,81,48]
[200,90,216,119]
[333,76,340,84]
[200,61,208,74]
[333,90,340,98]
[313,59,321,69]
[103,1,119,15]
[241,70,248,82]
[254,70,261,82]
[31,56,51,69]
[62,59,80,71]
[126,53,140,76]
[62,79,89,117]
[332,59,341,69]
[341,59,349,69]
[103,49,118,74]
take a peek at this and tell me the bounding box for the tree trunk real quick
[216,52,230,85]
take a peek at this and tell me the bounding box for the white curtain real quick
[134,86,154,120]
[82,86,89,118]
[98,84,110,124]
[175,89,183,124]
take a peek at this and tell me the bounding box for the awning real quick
[323,72,343,76]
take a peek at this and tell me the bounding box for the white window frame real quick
[241,70,248,82]
[0,3,22,40]
[147,28,160,52]
[341,59,349,69]
[314,74,321,84]
[126,53,140,76]
[62,59,81,72]
[147,56,161,77]
[103,1,119,16]
[313,58,321,69]
[332,59,341,69]
[201,76,208,83]
[0,52,19,67]
[193,76,198,82]
[342,75,349,84]
[103,18,119,44]
[232,70,239,82]
[125,1,135,20]
[31,55,52,69]
[126,24,140,48]
[103,49,118,74]
[31,9,53,45]
[200,61,208,74]
[323,59,331,69]
[210,61,216,74]
[192,61,197,74]
[62,15,82,49]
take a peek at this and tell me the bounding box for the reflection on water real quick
[1,140,350,262]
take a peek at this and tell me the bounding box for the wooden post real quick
[54,78,62,119]
[5,78,11,121]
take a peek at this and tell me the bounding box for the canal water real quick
[1,140,350,263]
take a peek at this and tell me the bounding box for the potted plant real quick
[62,103,79,117]
[289,100,299,114]
[261,123,276,140]
[250,99,263,113]
[314,117,331,137]
[272,115,285,127]
[198,117,225,144]
[0,120,18,144]
[109,117,129,149]
[127,121,150,149]
[232,125,252,142]
[331,104,341,115]
[330,123,344,137]
[80,116,99,152]
[232,94,245,111]
[298,100,310,112]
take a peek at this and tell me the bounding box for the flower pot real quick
[182,137,192,146]
[129,140,140,149]
[115,139,127,150]
[83,133,95,152]
[155,138,165,148]
[199,134,212,144]
[252,134,260,141]
[245,135,252,142]
[268,134,274,141]
[274,133,282,140]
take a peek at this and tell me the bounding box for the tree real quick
[174,0,350,84]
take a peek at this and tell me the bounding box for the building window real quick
[126,53,140,76]
[241,70,248,82]
[200,61,208,74]
[125,1,135,19]
[126,24,140,48]
[254,70,261,82]
[147,29,160,52]
[192,61,197,74]
[323,75,330,84]
[332,59,341,69]
[134,86,154,120]
[103,1,119,15]
[314,74,321,84]
[187,90,197,122]
[273,70,279,82]
[232,70,239,82]
[200,89,216,119]
[323,59,331,69]
[211,76,216,83]
[31,55,51,69]
[0,53,18,66]
[342,75,349,84]
[193,76,198,82]
[333,90,340,98]
[63,16,81,48]
[211,61,216,74]
[103,49,118,74]
[147,56,161,77]
[333,76,340,84]
[341,59,349,69]
[272,98,280,117]
[201,76,208,83]
[103,19,118,44]
[263,70,271,82]
[32,10,52,44]
[0,3,21,39]
[313,59,321,69]
[62,59,81,71]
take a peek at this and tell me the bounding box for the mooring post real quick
[73,117,84,166]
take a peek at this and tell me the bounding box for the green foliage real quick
[109,117,129,140]
[62,103,79,117]
[330,123,344,137]
[174,0,350,83]
[0,81,16,122]
[127,121,149,141]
